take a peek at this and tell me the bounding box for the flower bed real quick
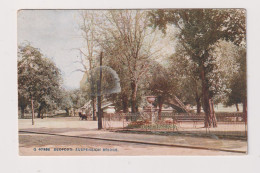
[126,119,177,131]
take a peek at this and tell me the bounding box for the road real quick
[19,131,243,156]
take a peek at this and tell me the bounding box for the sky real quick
[18,10,85,89]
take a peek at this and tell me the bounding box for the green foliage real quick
[69,89,88,109]
[103,56,132,112]
[146,61,177,103]
[225,47,247,106]
[126,119,177,130]
[149,9,246,48]
[58,89,73,113]
[18,43,62,113]
[149,9,246,102]
[207,41,243,103]
[168,43,201,105]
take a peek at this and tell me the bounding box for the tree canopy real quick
[18,43,63,118]
[149,9,246,127]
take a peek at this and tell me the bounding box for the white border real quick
[1,0,260,173]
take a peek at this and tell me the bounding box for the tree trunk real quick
[41,112,44,119]
[20,106,25,119]
[195,92,201,114]
[235,103,239,112]
[92,96,97,120]
[209,99,217,127]
[130,81,137,113]
[37,105,42,118]
[122,94,128,113]
[196,99,201,114]
[31,97,34,125]
[73,108,75,116]
[201,65,217,128]
[65,108,69,116]
[243,99,247,123]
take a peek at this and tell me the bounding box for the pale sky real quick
[18,10,85,89]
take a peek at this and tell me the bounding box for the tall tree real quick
[18,43,62,120]
[59,89,74,115]
[225,46,247,112]
[150,9,246,127]
[78,10,173,114]
[147,62,177,118]
[18,90,29,118]
[169,40,241,114]
[94,10,165,113]
[168,43,202,113]
[78,11,100,120]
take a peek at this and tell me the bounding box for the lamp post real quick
[97,52,103,130]
[31,97,34,125]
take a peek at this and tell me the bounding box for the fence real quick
[102,112,247,139]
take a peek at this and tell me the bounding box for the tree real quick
[18,90,29,118]
[59,89,73,115]
[225,46,246,112]
[18,43,62,121]
[103,48,132,113]
[94,10,165,113]
[78,11,100,120]
[78,10,173,114]
[69,89,88,109]
[149,9,246,127]
[169,40,241,114]
[168,43,202,113]
[147,61,177,119]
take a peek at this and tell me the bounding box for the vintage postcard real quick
[18,9,247,156]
